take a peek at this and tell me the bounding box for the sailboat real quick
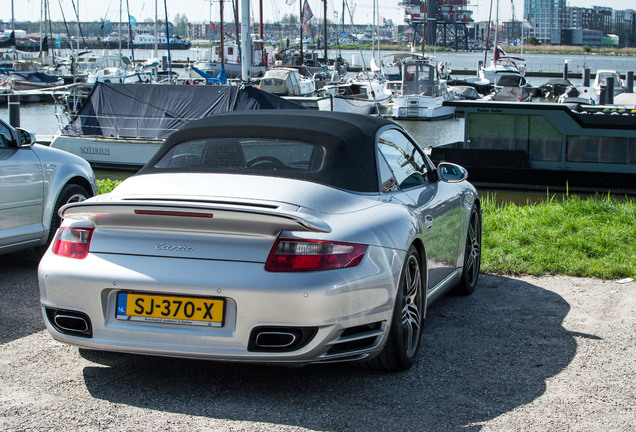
[317,0,392,115]
[190,0,268,80]
[479,0,526,86]
[480,44,526,85]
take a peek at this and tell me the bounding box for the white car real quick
[38,110,480,371]
[0,117,97,256]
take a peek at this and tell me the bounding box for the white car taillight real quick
[266,238,367,272]
[52,227,94,259]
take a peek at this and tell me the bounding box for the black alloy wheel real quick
[453,205,481,295]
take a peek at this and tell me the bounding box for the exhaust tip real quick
[54,314,90,333]
[255,331,297,348]
[248,326,317,352]
[45,308,93,338]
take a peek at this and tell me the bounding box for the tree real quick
[281,13,298,24]
[173,13,189,36]
[526,36,541,46]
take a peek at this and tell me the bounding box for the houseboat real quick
[429,101,636,193]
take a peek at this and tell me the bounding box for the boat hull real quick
[50,135,163,169]
[317,95,390,115]
[192,62,268,79]
[392,96,456,120]
[435,101,636,194]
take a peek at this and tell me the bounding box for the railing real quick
[56,110,201,140]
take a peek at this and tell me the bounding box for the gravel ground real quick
[1,251,634,432]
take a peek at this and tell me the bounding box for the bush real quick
[97,179,122,195]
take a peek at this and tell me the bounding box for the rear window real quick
[154,138,325,173]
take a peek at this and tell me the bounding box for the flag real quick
[523,19,532,29]
[129,15,137,26]
[301,0,314,25]
[286,0,296,5]
[210,22,217,30]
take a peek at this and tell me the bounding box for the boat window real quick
[288,71,299,87]
[154,138,325,172]
[567,136,629,164]
[467,113,516,150]
[377,129,429,190]
[518,115,562,161]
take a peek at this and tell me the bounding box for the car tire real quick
[364,245,425,371]
[453,205,481,296]
[36,184,90,255]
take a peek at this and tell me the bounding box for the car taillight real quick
[52,227,94,259]
[266,238,367,272]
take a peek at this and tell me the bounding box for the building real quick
[524,0,566,45]
[566,7,607,32]
[501,21,523,45]
[612,9,636,47]
[554,28,603,47]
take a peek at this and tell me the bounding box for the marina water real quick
[0,99,466,150]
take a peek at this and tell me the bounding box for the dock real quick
[0,83,82,104]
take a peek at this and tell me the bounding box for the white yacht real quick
[480,45,526,86]
[317,76,393,115]
[391,60,457,120]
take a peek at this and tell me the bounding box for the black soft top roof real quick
[138,110,399,193]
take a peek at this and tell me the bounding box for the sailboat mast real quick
[422,0,426,55]
[154,0,157,58]
[240,0,251,82]
[494,0,499,54]
[220,0,225,64]
[119,0,122,69]
[371,0,375,62]
[484,0,494,66]
[259,0,263,40]
[126,0,135,63]
[209,0,212,60]
[40,0,44,54]
[164,0,172,78]
[299,0,303,64]
[323,0,327,63]
[376,0,381,62]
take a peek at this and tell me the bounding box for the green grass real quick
[96,179,636,279]
[481,193,636,279]
[97,179,122,195]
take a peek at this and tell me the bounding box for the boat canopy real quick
[61,82,305,139]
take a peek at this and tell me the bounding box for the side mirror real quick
[16,128,36,146]
[437,162,468,183]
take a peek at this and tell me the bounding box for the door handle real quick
[425,215,434,231]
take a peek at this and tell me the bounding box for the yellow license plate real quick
[116,292,225,327]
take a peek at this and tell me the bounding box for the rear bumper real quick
[38,246,403,364]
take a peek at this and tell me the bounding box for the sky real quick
[2,0,634,27]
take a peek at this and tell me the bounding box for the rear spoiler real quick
[60,200,331,234]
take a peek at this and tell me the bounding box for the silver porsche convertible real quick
[38,110,481,371]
